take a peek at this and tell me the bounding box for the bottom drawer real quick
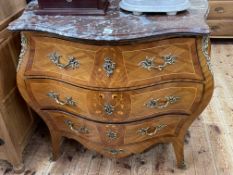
[208,20,233,37]
[45,111,185,146]
[69,134,172,158]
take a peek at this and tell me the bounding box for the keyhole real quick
[99,94,104,99]
[112,94,117,99]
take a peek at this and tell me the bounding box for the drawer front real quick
[208,1,233,19]
[208,20,233,36]
[26,79,203,123]
[45,111,185,145]
[26,36,96,85]
[25,34,203,88]
[121,38,203,86]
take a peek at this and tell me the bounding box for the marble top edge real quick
[8,0,210,41]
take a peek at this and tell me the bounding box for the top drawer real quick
[208,1,233,19]
[25,34,203,89]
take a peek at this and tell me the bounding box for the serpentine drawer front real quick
[26,79,203,123]
[25,34,203,88]
[44,111,185,146]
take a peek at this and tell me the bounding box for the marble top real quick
[8,0,209,41]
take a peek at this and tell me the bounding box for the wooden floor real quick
[1,41,233,175]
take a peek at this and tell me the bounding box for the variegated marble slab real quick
[8,0,209,41]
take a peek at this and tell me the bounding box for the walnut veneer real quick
[16,30,214,169]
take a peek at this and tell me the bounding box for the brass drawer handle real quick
[0,138,5,146]
[137,124,168,136]
[138,54,176,71]
[65,120,89,134]
[145,96,180,109]
[215,7,224,13]
[104,103,114,115]
[105,148,124,155]
[103,58,116,77]
[48,52,79,69]
[66,0,72,2]
[48,92,76,107]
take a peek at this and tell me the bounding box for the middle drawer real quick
[26,79,203,123]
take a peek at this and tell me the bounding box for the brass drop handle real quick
[145,96,180,109]
[48,52,79,69]
[0,138,5,146]
[215,7,224,13]
[66,0,72,2]
[65,120,89,134]
[138,54,176,71]
[48,92,76,107]
[137,124,167,136]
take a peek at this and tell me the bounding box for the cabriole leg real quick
[172,139,186,169]
[50,132,62,161]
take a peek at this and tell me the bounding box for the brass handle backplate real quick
[145,96,180,109]
[65,120,89,134]
[137,124,168,136]
[48,52,79,69]
[138,54,176,71]
[48,92,76,107]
